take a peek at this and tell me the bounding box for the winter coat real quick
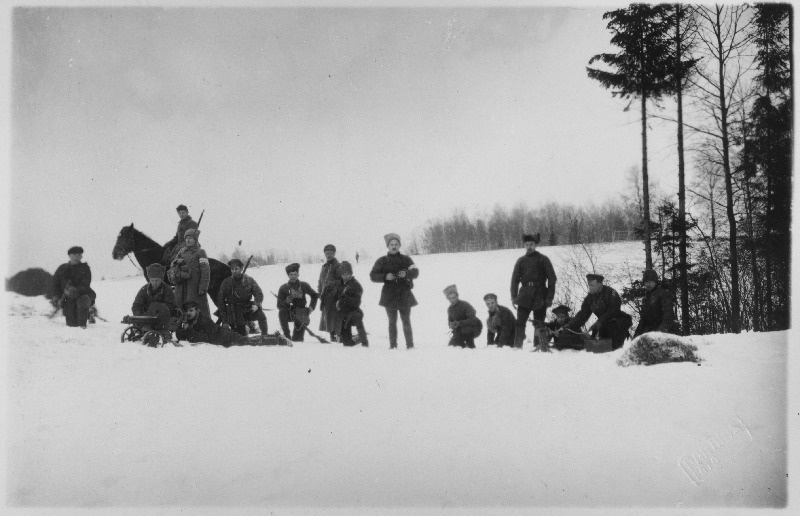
[634,285,680,337]
[217,274,264,325]
[487,305,516,345]
[369,253,419,309]
[164,216,198,250]
[335,277,364,314]
[318,258,343,332]
[276,280,318,311]
[567,285,623,334]
[132,282,177,316]
[510,251,557,310]
[448,300,483,338]
[52,262,96,304]
[168,243,211,317]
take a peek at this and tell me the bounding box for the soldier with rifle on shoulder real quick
[217,255,269,337]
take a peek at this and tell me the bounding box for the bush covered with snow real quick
[617,332,701,367]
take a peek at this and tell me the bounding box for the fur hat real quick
[384,233,401,246]
[339,261,353,275]
[285,263,300,275]
[324,244,336,253]
[552,305,571,316]
[146,263,165,279]
[483,293,498,301]
[176,204,188,212]
[182,300,200,310]
[443,284,458,297]
[184,228,200,241]
[228,258,244,268]
[67,246,84,255]
[586,273,604,283]
[522,233,541,243]
[642,269,659,283]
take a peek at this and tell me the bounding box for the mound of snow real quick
[617,332,702,367]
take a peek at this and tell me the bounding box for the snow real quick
[2,243,792,511]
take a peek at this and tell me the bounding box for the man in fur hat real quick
[51,246,97,328]
[634,269,680,337]
[217,258,268,337]
[335,261,369,347]
[444,285,482,348]
[277,263,319,342]
[168,228,211,318]
[484,293,516,347]
[163,204,199,262]
[370,233,419,349]
[318,244,343,342]
[566,274,632,350]
[131,263,177,331]
[510,233,557,349]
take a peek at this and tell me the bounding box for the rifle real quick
[242,254,253,275]
[48,292,68,319]
[270,290,329,344]
[196,209,205,227]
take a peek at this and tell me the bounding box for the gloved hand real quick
[51,296,61,307]
[222,323,231,331]
[65,286,79,299]
[449,321,460,330]
[398,270,407,279]
[385,272,396,281]
[250,304,259,313]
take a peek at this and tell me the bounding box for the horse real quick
[112,223,231,310]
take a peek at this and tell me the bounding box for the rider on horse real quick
[163,204,198,263]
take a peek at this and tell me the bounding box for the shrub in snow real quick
[617,332,700,367]
[5,267,52,297]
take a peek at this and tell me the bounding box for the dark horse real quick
[112,223,231,310]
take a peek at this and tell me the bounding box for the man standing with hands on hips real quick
[510,233,557,351]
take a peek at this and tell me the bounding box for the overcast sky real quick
[5,3,684,279]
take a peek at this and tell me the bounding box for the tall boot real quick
[258,318,269,336]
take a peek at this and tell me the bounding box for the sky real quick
[4,2,687,279]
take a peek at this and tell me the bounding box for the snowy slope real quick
[3,243,789,509]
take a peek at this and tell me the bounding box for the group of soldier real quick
[50,205,680,350]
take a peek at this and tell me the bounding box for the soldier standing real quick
[318,244,343,342]
[163,204,198,262]
[131,263,177,331]
[444,285,482,348]
[634,269,680,337]
[167,228,211,318]
[509,233,557,350]
[51,246,97,328]
[217,258,269,337]
[483,293,516,347]
[370,233,419,349]
[335,261,369,347]
[277,263,319,342]
[565,274,632,350]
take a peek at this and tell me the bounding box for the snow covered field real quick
[3,243,790,510]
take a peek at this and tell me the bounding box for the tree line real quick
[588,3,790,335]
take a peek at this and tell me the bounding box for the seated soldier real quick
[51,246,97,328]
[544,305,584,350]
[163,204,198,263]
[277,263,319,342]
[217,258,268,337]
[176,300,284,347]
[131,263,177,331]
[484,293,515,347]
[335,261,369,347]
[444,284,482,349]
[634,269,680,337]
[565,274,633,350]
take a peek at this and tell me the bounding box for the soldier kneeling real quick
[217,258,268,336]
[543,305,584,351]
[335,261,369,347]
[444,285,482,349]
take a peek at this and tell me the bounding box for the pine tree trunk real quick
[676,6,690,335]
[641,93,653,269]
[715,11,741,333]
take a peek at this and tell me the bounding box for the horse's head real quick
[113,224,136,260]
